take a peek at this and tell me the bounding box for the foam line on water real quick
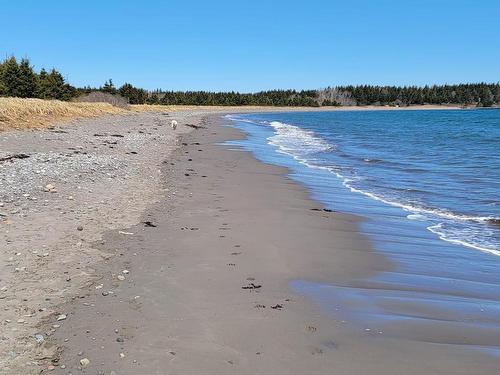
[227,115,499,256]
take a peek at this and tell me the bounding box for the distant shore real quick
[0,97,462,131]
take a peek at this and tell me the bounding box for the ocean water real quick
[226,109,500,351]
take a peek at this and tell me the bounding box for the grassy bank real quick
[0,98,129,131]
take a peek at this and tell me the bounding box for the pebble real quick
[117,275,126,281]
[57,314,67,321]
[79,358,90,367]
[122,270,129,274]
[119,352,125,358]
[34,334,45,344]
[77,225,84,231]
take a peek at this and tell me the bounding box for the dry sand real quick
[1,107,494,375]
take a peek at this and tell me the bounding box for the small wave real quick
[428,224,500,256]
[268,121,334,155]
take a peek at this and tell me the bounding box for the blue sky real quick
[1,0,499,92]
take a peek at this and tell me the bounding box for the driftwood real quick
[0,154,30,162]
[185,123,206,129]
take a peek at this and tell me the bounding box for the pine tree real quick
[1,56,22,97]
[37,68,68,100]
[102,79,117,94]
[17,58,37,98]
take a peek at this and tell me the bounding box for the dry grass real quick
[0,99,234,131]
[0,97,128,131]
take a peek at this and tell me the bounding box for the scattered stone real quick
[77,225,84,231]
[117,275,126,281]
[119,352,125,358]
[57,314,67,321]
[122,270,129,275]
[80,358,90,368]
[271,304,283,310]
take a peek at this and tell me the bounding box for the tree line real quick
[0,57,76,100]
[1,57,499,107]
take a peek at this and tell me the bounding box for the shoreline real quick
[1,110,497,374]
[0,99,461,131]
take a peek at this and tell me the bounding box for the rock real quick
[57,314,67,321]
[117,275,126,281]
[34,334,45,344]
[80,358,90,368]
[48,365,55,371]
[17,319,25,324]
[35,343,58,360]
[119,352,125,358]
[77,225,84,231]
[116,337,124,343]
[122,270,129,275]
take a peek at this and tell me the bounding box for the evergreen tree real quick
[102,79,117,94]
[37,68,69,100]
[1,56,22,97]
[17,58,37,98]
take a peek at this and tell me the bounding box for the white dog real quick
[170,120,178,130]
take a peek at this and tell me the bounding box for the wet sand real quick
[42,115,498,374]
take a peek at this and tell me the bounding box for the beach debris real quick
[271,304,283,310]
[118,230,134,235]
[43,184,57,193]
[143,221,157,227]
[185,123,205,129]
[0,153,30,162]
[310,208,334,213]
[242,283,262,290]
[80,357,90,368]
[56,314,67,321]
